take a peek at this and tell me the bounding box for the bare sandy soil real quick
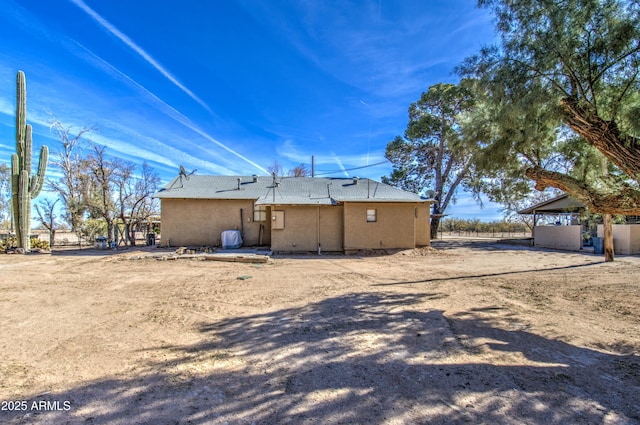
[0,238,639,424]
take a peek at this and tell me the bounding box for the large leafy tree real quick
[458,0,640,261]
[384,82,478,238]
[459,0,640,214]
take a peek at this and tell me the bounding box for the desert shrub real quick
[0,236,17,253]
[80,219,107,243]
[1,236,51,252]
[30,237,50,250]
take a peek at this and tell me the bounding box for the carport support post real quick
[603,213,614,262]
[532,211,537,236]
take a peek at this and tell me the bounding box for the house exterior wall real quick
[160,199,269,247]
[597,224,640,255]
[343,202,416,251]
[534,225,582,251]
[269,205,343,252]
[160,198,430,252]
[415,203,430,247]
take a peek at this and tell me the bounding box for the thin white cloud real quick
[276,139,311,164]
[69,40,199,127]
[0,97,12,118]
[181,124,269,175]
[68,0,213,115]
[0,95,237,176]
[0,145,13,157]
[239,0,492,100]
[2,1,52,41]
[331,152,350,177]
[90,131,237,176]
[446,192,504,221]
[277,139,386,168]
[55,40,269,174]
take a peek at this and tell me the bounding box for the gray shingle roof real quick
[153,175,428,205]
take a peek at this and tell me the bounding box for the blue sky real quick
[0,0,504,221]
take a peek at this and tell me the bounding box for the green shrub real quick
[0,236,17,253]
[0,236,50,252]
[30,236,50,250]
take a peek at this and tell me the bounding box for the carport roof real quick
[153,175,430,205]
[517,193,586,215]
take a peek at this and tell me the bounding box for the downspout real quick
[240,208,244,241]
[317,206,321,255]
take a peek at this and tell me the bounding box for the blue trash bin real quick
[593,237,603,254]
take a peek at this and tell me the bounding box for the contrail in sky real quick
[332,152,350,177]
[72,42,269,174]
[68,0,213,115]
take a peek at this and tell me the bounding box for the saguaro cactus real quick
[11,70,48,252]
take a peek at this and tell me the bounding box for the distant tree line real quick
[439,218,528,236]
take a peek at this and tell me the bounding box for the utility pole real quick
[272,172,276,203]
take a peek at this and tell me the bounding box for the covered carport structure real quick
[518,194,587,251]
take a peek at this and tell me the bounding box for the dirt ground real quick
[0,238,639,424]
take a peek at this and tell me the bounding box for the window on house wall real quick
[253,205,267,222]
[366,209,377,222]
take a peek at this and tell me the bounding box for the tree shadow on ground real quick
[4,293,639,424]
[372,261,602,286]
[431,238,581,255]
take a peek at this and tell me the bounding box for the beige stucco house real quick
[153,175,431,253]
